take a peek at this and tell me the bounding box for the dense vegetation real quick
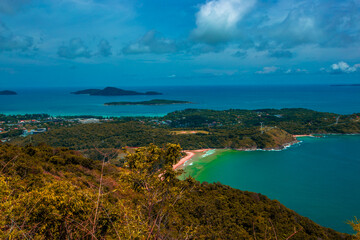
[17,121,295,151]
[13,108,360,152]
[0,113,51,122]
[163,108,360,134]
[0,143,354,239]
[0,129,24,138]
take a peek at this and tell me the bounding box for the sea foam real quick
[202,149,216,158]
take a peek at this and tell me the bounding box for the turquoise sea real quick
[182,135,360,233]
[0,85,360,116]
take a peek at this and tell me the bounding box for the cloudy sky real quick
[1,0,360,87]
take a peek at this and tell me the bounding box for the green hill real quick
[0,143,354,239]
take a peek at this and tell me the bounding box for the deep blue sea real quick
[0,85,359,116]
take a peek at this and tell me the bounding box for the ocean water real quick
[182,135,360,234]
[0,85,359,116]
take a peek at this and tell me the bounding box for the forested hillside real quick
[163,108,360,134]
[0,143,354,239]
[17,121,295,151]
[11,108,360,153]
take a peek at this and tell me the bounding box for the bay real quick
[182,135,360,233]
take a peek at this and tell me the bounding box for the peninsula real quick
[0,90,17,95]
[71,87,162,96]
[104,99,192,106]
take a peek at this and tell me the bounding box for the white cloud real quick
[256,66,278,74]
[122,30,177,55]
[256,66,307,74]
[284,68,308,74]
[57,38,91,59]
[0,22,34,52]
[268,10,321,48]
[232,50,247,58]
[331,61,359,73]
[190,0,360,54]
[192,0,256,44]
[97,39,112,57]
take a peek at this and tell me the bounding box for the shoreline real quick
[173,149,212,170]
[235,140,300,152]
[174,133,360,171]
[173,141,301,170]
[293,133,360,138]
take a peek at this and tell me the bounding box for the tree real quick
[122,143,194,239]
[349,217,360,239]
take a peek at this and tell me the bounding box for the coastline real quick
[174,133,360,172]
[173,140,301,170]
[235,139,300,152]
[293,133,360,138]
[178,134,360,234]
[173,149,212,170]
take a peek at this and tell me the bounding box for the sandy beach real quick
[173,140,307,170]
[173,149,211,170]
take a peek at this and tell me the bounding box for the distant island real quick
[71,87,162,96]
[0,90,17,95]
[330,84,360,87]
[105,99,192,106]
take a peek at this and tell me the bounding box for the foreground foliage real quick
[0,143,354,239]
[349,217,360,239]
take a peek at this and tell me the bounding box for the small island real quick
[104,99,192,106]
[0,90,17,95]
[71,87,162,96]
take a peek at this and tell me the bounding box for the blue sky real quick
[0,0,360,87]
